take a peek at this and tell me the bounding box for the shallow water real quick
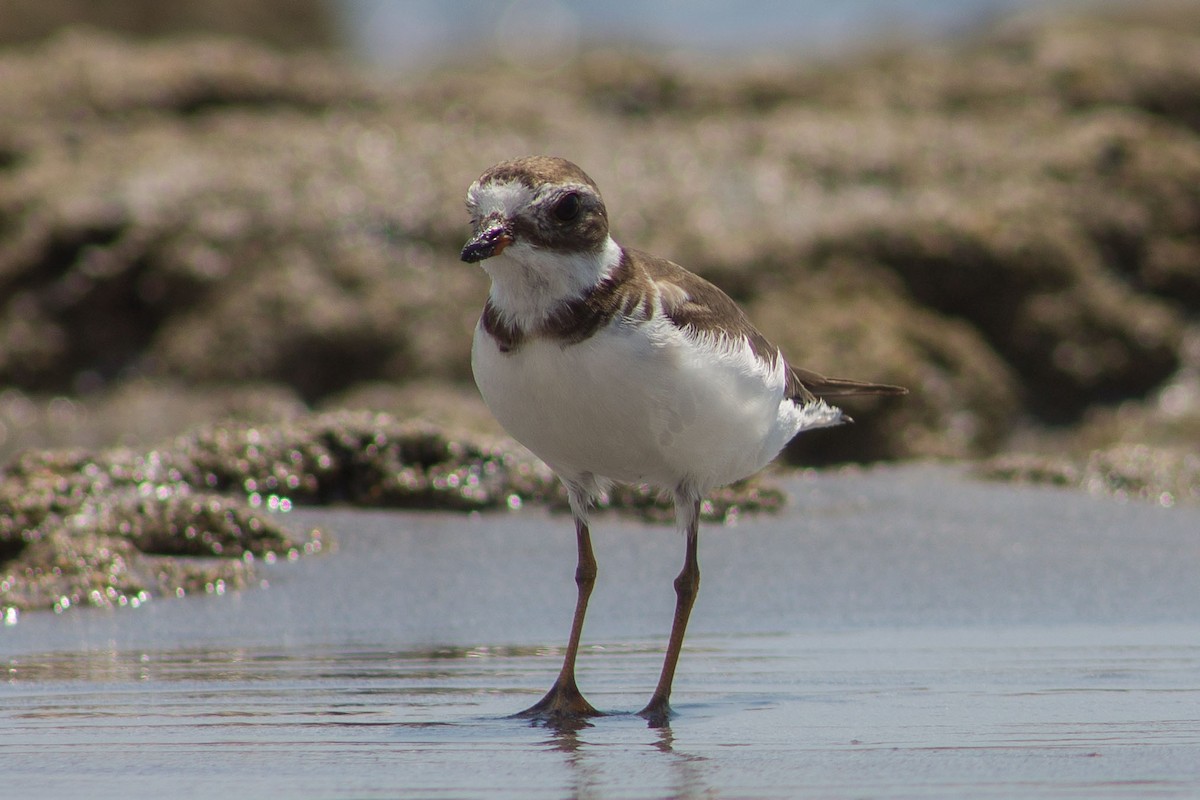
[3,465,1199,799]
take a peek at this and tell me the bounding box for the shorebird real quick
[461,156,906,726]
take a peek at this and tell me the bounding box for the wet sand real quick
[2,464,1199,798]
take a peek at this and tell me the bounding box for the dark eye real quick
[553,192,582,222]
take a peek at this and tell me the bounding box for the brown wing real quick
[627,248,908,405]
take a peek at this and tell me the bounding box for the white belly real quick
[471,316,838,494]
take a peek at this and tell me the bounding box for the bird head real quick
[461,156,610,266]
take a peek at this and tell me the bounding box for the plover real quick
[461,156,905,726]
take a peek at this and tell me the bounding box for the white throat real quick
[482,235,623,331]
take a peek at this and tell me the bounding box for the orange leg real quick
[640,496,701,727]
[517,515,601,720]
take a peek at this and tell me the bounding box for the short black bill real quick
[461,224,513,263]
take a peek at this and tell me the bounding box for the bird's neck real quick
[482,236,623,333]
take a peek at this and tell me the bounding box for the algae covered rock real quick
[2,5,1200,467]
[979,444,1200,507]
[0,411,784,614]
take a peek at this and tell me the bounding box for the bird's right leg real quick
[516,511,601,719]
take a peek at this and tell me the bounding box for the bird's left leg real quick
[640,492,702,727]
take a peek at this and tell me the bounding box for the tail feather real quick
[787,366,908,403]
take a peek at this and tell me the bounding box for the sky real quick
[336,0,1110,69]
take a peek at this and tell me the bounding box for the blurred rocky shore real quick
[2,2,1199,615]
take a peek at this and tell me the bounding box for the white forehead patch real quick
[467,178,597,221]
[466,179,535,220]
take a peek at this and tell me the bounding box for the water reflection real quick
[653,727,713,800]
[529,710,715,800]
[3,642,556,684]
[538,719,602,798]
[531,713,595,750]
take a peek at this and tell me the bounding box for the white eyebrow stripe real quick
[467,179,534,219]
[468,179,599,221]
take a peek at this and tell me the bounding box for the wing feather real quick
[626,248,908,404]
